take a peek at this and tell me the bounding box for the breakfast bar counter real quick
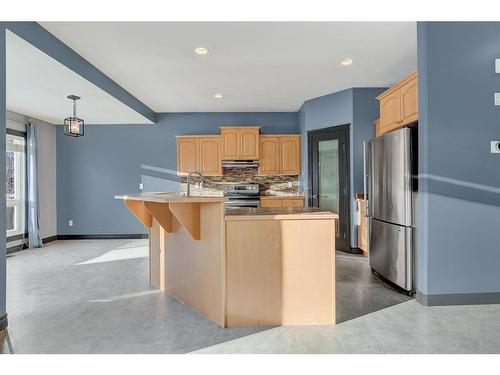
[116,192,337,327]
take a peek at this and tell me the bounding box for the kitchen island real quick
[115,193,338,327]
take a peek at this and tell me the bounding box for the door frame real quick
[307,124,351,252]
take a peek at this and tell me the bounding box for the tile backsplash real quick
[179,167,301,197]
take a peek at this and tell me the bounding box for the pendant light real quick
[64,95,84,137]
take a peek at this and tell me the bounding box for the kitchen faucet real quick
[186,171,205,197]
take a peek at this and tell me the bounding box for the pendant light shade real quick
[64,95,84,137]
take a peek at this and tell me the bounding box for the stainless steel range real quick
[223,183,260,208]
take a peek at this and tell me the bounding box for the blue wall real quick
[57,112,299,235]
[299,88,385,247]
[299,88,353,196]
[417,22,500,300]
[351,87,387,222]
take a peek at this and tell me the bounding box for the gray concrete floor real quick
[195,300,500,353]
[4,239,416,354]
[335,251,412,323]
[6,240,269,353]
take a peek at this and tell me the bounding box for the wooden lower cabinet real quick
[260,196,305,208]
[357,199,368,254]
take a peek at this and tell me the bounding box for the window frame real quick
[6,128,27,242]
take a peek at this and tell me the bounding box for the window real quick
[6,132,26,238]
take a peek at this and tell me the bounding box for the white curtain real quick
[26,122,43,248]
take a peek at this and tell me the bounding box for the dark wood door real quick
[308,125,351,252]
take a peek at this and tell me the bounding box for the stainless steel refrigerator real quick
[364,127,417,295]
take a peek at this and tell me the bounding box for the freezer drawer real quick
[369,219,413,291]
[371,127,412,226]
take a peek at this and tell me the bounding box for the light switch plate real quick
[491,141,500,153]
[495,93,500,106]
[68,220,73,227]
[139,182,143,190]
[496,59,500,73]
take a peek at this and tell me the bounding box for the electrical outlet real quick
[139,182,144,190]
[68,220,73,227]
[495,93,500,106]
[288,181,293,188]
[491,141,500,153]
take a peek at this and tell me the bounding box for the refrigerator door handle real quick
[363,140,373,217]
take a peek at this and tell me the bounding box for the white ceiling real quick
[6,30,153,125]
[40,22,417,113]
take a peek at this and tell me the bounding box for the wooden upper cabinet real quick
[220,126,260,160]
[199,137,222,176]
[373,119,381,137]
[220,128,239,160]
[240,128,260,159]
[259,137,281,175]
[379,90,401,132]
[177,137,199,175]
[259,135,301,175]
[400,78,419,125]
[176,136,221,176]
[376,71,418,136]
[280,136,301,175]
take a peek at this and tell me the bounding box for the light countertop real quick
[115,192,227,203]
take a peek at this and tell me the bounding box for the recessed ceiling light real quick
[341,58,354,66]
[214,93,223,99]
[195,47,209,55]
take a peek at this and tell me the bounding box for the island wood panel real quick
[168,202,201,240]
[226,218,335,326]
[280,220,335,325]
[143,201,174,233]
[226,220,283,326]
[123,199,152,228]
[160,202,226,327]
[148,220,163,289]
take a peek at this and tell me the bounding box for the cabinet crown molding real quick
[376,71,418,101]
